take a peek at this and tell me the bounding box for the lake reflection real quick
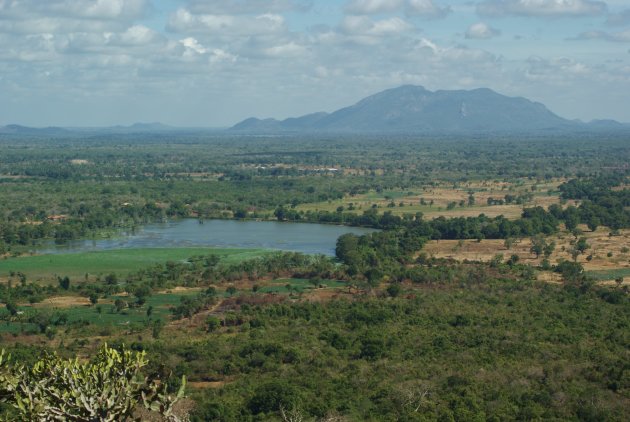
[36,219,377,256]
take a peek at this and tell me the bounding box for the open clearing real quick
[422,227,630,283]
[2,278,351,336]
[297,178,572,220]
[0,247,268,283]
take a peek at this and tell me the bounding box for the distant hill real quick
[0,124,70,135]
[231,85,626,133]
[0,122,176,136]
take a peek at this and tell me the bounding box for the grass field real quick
[0,247,268,283]
[586,268,630,282]
[0,289,203,334]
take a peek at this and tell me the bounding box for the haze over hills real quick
[1,86,627,135]
[0,124,71,135]
[0,122,179,136]
[231,85,626,133]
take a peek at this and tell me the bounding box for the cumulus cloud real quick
[177,39,237,63]
[465,23,501,39]
[185,0,312,14]
[341,16,415,36]
[345,0,450,18]
[180,37,207,54]
[167,9,287,36]
[406,0,451,18]
[0,0,149,20]
[0,0,150,35]
[477,0,607,17]
[345,0,404,14]
[0,0,628,126]
[113,25,161,46]
[209,48,238,63]
[264,41,307,57]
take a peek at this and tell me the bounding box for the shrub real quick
[0,344,186,421]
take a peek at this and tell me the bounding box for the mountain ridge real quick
[231,85,625,133]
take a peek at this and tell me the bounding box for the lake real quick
[36,219,377,256]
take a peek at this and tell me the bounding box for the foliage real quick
[0,344,185,421]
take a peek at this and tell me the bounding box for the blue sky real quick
[1,0,629,126]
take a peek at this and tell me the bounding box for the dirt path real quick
[167,298,225,329]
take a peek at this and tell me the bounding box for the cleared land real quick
[422,226,630,284]
[0,278,350,337]
[0,247,268,284]
[296,178,572,220]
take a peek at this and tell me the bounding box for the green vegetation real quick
[181,279,629,421]
[586,268,630,282]
[0,248,266,281]
[0,344,185,421]
[0,133,628,420]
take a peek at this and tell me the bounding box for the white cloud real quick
[341,16,414,36]
[0,0,628,125]
[177,38,238,64]
[185,0,311,14]
[477,0,607,17]
[0,16,129,34]
[167,8,286,36]
[406,0,451,18]
[345,0,450,18]
[115,25,160,46]
[264,41,307,57]
[0,0,149,20]
[372,17,414,34]
[345,0,405,14]
[0,0,149,36]
[180,37,207,54]
[465,22,501,39]
[209,48,238,63]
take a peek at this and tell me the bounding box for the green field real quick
[258,278,346,294]
[0,278,350,334]
[0,247,268,282]
[586,268,630,281]
[0,290,202,334]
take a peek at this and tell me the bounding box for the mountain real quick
[0,124,70,135]
[0,122,178,136]
[231,85,624,133]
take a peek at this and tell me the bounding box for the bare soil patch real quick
[303,288,347,302]
[188,380,230,389]
[422,227,630,283]
[30,295,91,308]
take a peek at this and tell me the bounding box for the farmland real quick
[296,178,569,220]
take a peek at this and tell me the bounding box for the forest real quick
[0,132,628,421]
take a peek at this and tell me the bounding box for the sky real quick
[1,0,629,127]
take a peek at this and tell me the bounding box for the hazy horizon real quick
[2,0,630,127]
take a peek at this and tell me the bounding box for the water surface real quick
[37,219,377,256]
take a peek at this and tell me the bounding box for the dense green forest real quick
[0,132,628,420]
